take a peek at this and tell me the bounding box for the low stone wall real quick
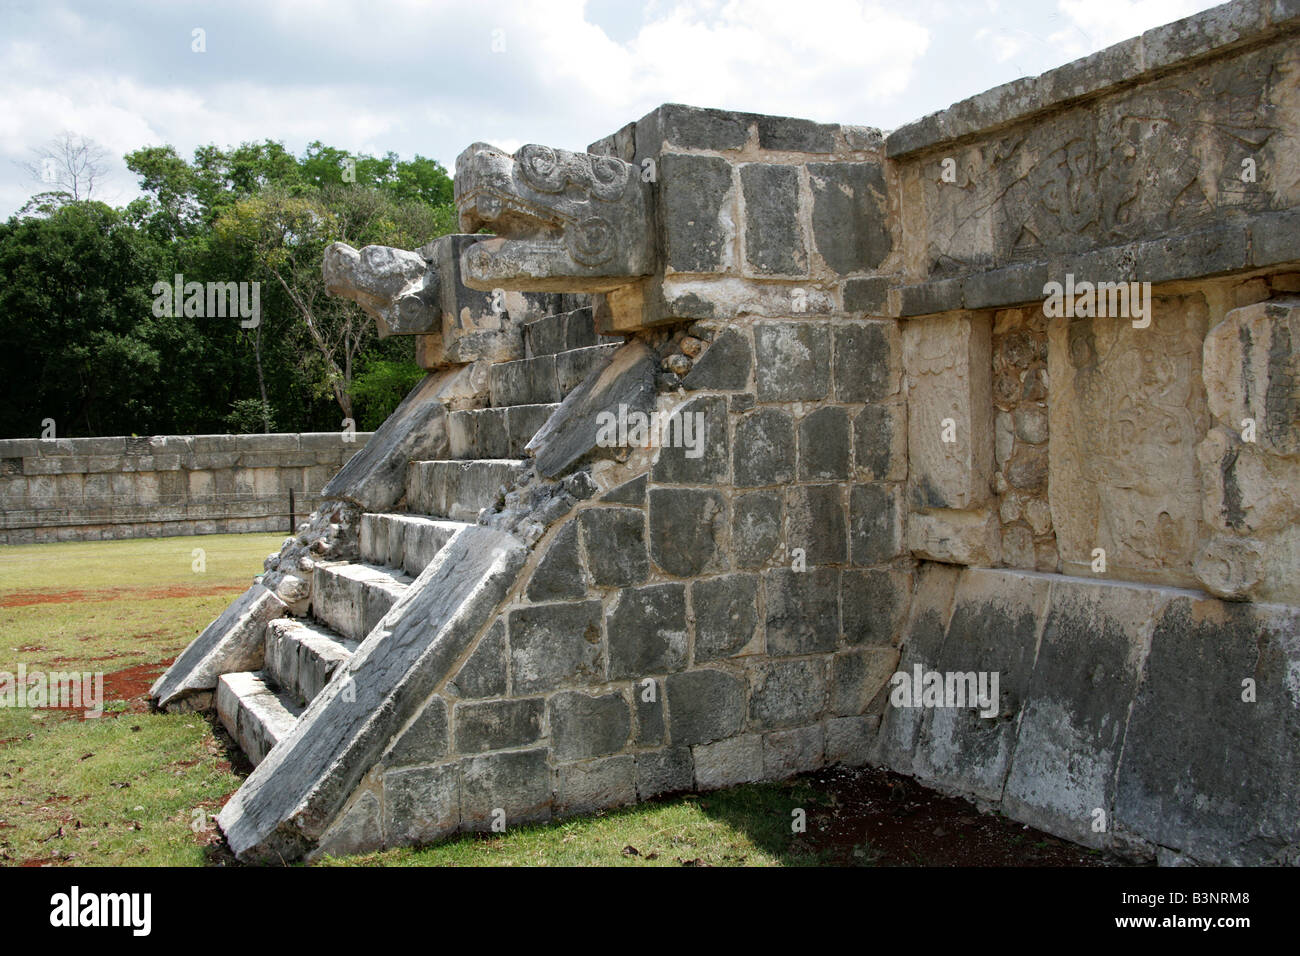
[0,433,372,544]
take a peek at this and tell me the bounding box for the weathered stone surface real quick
[634,679,664,746]
[556,755,636,815]
[764,568,839,656]
[907,507,1001,566]
[456,143,653,290]
[453,697,544,753]
[577,507,648,587]
[385,696,450,766]
[509,600,604,694]
[762,725,825,778]
[755,322,831,402]
[446,621,507,700]
[682,328,753,391]
[1114,596,1300,865]
[312,789,382,861]
[741,164,806,275]
[748,658,827,729]
[323,370,449,512]
[694,733,763,789]
[733,408,795,487]
[786,484,847,565]
[834,321,898,403]
[853,404,907,481]
[600,473,646,506]
[528,341,657,479]
[841,568,912,647]
[649,488,727,577]
[660,153,735,274]
[903,313,993,512]
[693,573,760,660]
[830,647,900,716]
[757,115,836,152]
[606,583,688,678]
[825,715,878,766]
[323,241,439,337]
[910,569,1051,802]
[798,407,850,480]
[150,584,285,710]
[843,276,890,314]
[382,764,459,846]
[1049,296,1209,585]
[461,748,552,828]
[525,520,586,602]
[849,483,902,566]
[666,668,745,746]
[732,491,782,568]
[809,163,891,274]
[1002,578,1165,850]
[651,395,729,484]
[218,526,525,862]
[635,746,694,799]
[549,690,632,762]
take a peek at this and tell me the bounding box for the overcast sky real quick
[0,0,1220,217]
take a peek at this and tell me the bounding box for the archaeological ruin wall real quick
[0,432,372,544]
[155,0,1300,866]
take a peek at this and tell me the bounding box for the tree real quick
[21,132,111,202]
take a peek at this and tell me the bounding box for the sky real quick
[0,0,1221,217]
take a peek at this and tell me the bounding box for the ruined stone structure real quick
[152,0,1300,865]
[0,432,370,544]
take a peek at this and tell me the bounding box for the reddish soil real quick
[38,659,172,719]
[0,584,244,608]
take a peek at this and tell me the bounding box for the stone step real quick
[523,307,621,358]
[490,343,622,409]
[264,617,360,706]
[359,512,468,577]
[311,561,413,642]
[447,404,557,459]
[216,671,304,767]
[556,343,620,396]
[406,458,527,521]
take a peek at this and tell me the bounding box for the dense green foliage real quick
[0,141,455,437]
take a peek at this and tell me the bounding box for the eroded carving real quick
[454,142,653,292]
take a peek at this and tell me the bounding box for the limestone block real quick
[903,312,994,511]
[149,584,286,710]
[461,749,552,829]
[747,658,828,730]
[740,164,806,276]
[1048,297,1211,588]
[762,725,825,779]
[556,755,636,815]
[809,162,892,275]
[548,690,632,762]
[508,601,604,694]
[732,491,782,568]
[576,507,648,588]
[456,142,654,291]
[453,698,545,754]
[693,734,763,789]
[1114,596,1300,865]
[605,583,687,678]
[649,488,728,577]
[907,507,1000,566]
[635,747,694,799]
[692,573,761,661]
[666,668,745,746]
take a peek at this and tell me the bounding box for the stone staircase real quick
[214,307,618,769]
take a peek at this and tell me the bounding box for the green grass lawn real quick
[0,532,828,868]
[0,533,1103,868]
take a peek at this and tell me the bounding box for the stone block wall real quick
[316,314,919,853]
[0,432,371,544]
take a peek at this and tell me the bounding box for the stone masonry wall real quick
[0,432,371,544]
[314,313,918,854]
